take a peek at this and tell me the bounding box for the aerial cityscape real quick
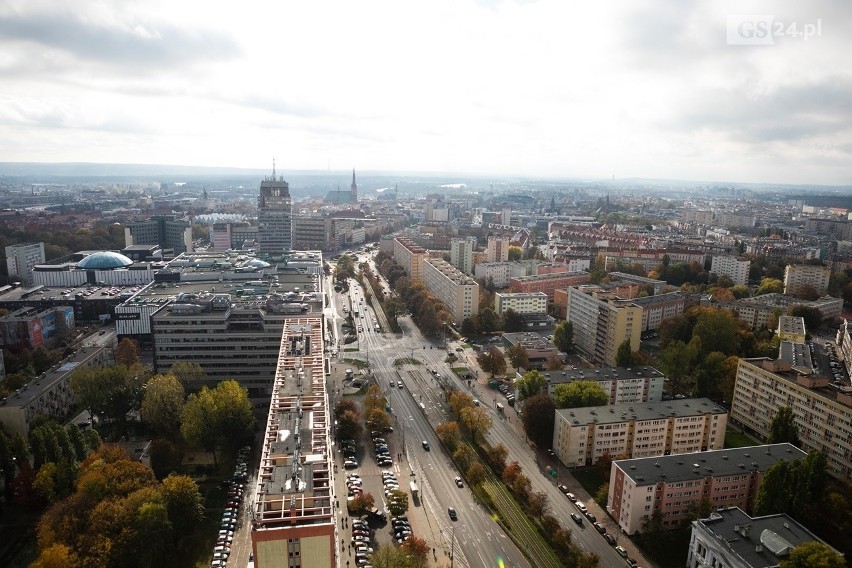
[1,2,851,568]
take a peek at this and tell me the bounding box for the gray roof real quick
[694,507,840,568]
[556,397,725,426]
[616,444,805,485]
[544,365,664,387]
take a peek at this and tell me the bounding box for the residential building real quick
[710,255,751,286]
[730,353,852,481]
[0,346,113,437]
[474,262,513,288]
[509,271,591,298]
[421,258,479,324]
[716,212,757,229]
[536,366,665,405]
[714,293,843,329]
[0,306,75,349]
[450,237,476,274]
[566,285,642,367]
[250,316,336,568]
[687,507,841,568]
[486,236,511,262]
[777,316,806,344]
[608,444,806,535]
[292,216,334,251]
[494,292,547,316]
[5,242,45,286]
[837,318,852,377]
[632,292,688,331]
[553,398,727,467]
[258,169,293,256]
[211,221,258,251]
[393,237,428,283]
[124,215,192,254]
[783,264,831,296]
[608,272,668,295]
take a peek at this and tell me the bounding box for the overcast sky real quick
[1,0,850,185]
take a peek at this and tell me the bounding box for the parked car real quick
[615,545,628,558]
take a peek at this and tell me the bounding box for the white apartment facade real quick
[710,255,751,286]
[474,262,513,288]
[421,258,480,323]
[553,398,727,467]
[5,242,45,286]
[783,263,831,296]
[486,236,511,263]
[566,285,642,366]
[494,292,547,316]
[450,237,476,275]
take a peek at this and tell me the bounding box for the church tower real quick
[350,169,358,204]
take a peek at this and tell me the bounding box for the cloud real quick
[0,8,239,70]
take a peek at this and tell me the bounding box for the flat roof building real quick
[608,444,806,535]
[783,263,830,297]
[567,285,642,367]
[494,292,547,316]
[710,255,751,287]
[421,258,479,324]
[5,242,45,286]
[777,316,806,344]
[687,507,842,568]
[250,317,336,568]
[258,169,293,256]
[553,398,727,467]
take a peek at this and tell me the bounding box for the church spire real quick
[350,168,358,203]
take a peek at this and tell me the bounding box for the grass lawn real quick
[343,358,370,368]
[724,429,759,448]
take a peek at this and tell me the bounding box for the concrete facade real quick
[566,285,642,367]
[421,258,479,323]
[5,242,45,286]
[494,292,547,316]
[783,264,831,296]
[710,255,751,286]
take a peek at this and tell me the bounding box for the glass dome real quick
[76,251,134,269]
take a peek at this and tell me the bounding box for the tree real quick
[553,320,573,353]
[502,309,525,333]
[466,461,486,487]
[477,347,507,377]
[363,384,387,413]
[370,545,418,568]
[400,536,430,568]
[114,338,140,367]
[449,391,475,418]
[485,443,508,472]
[506,344,529,370]
[436,421,461,451]
[788,305,822,332]
[386,489,409,517]
[334,399,360,420]
[756,277,784,296]
[30,543,80,568]
[365,407,391,432]
[754,451,826,518]
[160,474,204,536]
[180,387,219,464]
[781,541,845,568]
[527,490,548,517]
[141,374,185,440]
[594,482,610,508]
[478,309,500,334]
[502,461,523,485]
[768,406,800,446]
[552,381,609,409]
[692,309,741,356]
[508,246,522,261]
[347,492,375,515]
[460,406,492,441]
[694,352,728,400]
[521,393,556,448]
[148,438,181,480]
[337,410,362,441]
[168,361,208,392]
[615,338,634,367]
[514,369,547,400]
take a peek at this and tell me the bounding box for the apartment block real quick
[251,317,336,568]
[393,237,428,283]
[450,237,476,274]
[474,262,513,288]
[494,292,547,316]
[509,271,590,298]
[783,263,831,296]
[632,292,688,332]
[540,366,665,405]
[0,346,113,437]
[687,507,840,568]
[5,242,45,286]
[553,398,727,467]
[607,444,806,535]
[710,255,751,286]
[421,258,480,323]
[715,293,844,329]
[566,285,642,367]
[486,236,511,262]
[608,272,668,295]
[838,319,852,377]
[730,353,852,481]
[777,316,806,344]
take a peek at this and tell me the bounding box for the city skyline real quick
[1,1,851,185]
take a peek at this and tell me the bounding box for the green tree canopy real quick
[754,451,826,519]
[521,393,555,449]
[615,338,634,366]
[788,305,822,332]
[692,308,741,356]
[477,347,507,377]
[768,406,800,447]
[168,361,208,392]
[514,369,548,400]
[141,373,185,440]
[502,309,525,333]
[552,320,573,353]
[780,541,845,568]
[552,381,609,409]
[756,277,784,296]
[180,380,255,464]
[506,344,529,370]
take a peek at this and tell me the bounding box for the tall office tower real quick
[258,166,292,256]
[350,168,358,203]
[125,215,192,254]
[5,242,45,286]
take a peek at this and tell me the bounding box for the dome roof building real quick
[76,251,134,270]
